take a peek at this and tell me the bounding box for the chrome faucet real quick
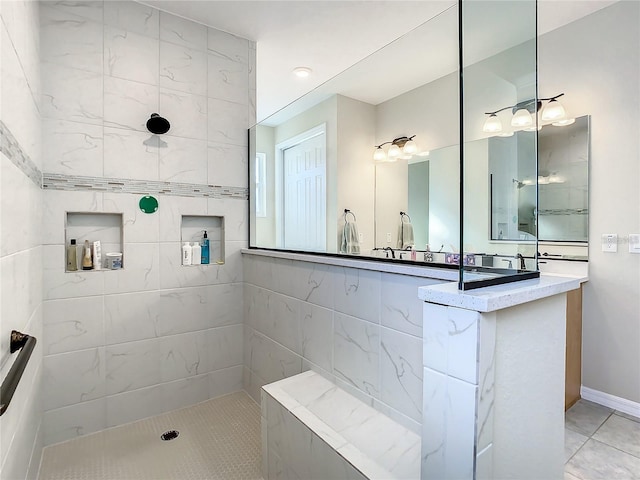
[383,247,395,259]
[515,253,526,270]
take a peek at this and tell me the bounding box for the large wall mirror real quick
[249,1,589,271]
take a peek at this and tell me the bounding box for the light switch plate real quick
[629,234,640,253]
[602,234,618,252]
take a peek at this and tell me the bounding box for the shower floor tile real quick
[39,392,262,480]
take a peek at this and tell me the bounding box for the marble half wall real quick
[242,252,447,433]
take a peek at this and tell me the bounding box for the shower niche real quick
[65,212,124,272]
[181,215,225,265]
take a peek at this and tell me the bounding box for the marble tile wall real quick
[0,1,44,479]
[421,302,497,479]
[39,0,255,446]
[243,253,445,433]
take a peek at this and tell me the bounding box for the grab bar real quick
[0,331,37,416]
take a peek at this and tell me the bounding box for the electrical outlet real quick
[602,234,618,253]
[386,232,392,243]
[629,234,640,253]
[358,232,363,243]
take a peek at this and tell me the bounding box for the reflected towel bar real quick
[0,331,37,416]
[344,209,356,222]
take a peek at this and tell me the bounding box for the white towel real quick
[340,221,360,254]
[397,222,414,249]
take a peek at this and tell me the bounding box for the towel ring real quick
[344,209,357,222]
[400,211,411,223]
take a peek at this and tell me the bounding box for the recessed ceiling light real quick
[293,67,312,78]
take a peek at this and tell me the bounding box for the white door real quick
[283,133,326,251]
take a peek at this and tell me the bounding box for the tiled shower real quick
[38,0,254,444]
[1,1,256,477]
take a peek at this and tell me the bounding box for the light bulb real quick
[387,144,401,158]
[292,67,312,78]
[541,98,566,121]
[373,147,387,162]
[552,118,575,127]
[483,113,503,133]
[511,109,533,127]
[402,139,418,155]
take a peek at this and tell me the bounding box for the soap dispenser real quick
[201,231,210,264]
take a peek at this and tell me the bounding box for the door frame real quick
[274,123,327,248]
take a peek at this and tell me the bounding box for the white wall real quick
[0,1,43,478]
[428,144,459,252]
[374,73,459,248]
[39,0,254,446]
[335,95,376,252]
[539,1,640,404]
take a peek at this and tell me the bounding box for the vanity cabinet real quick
[565,286,583,410]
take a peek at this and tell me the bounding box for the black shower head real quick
[146,113,170,134]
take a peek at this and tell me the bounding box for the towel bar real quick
[0,331,37,416]
[344,209,356,222]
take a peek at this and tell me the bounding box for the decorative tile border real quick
[0,120,43,187]
[1,120,247,200]
[43,173,248,200]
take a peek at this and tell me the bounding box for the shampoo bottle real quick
[92,240,102,270]
[67,239,78,271]
[182,242,192,266]
[82,240,93,270]
[191,242,201,265]
[201,231,210,265]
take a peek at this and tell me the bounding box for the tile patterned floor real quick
[39,392,262,480]
[565,399,640,480]
[39,393,639,480]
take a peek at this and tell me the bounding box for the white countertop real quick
[418,274,583,312]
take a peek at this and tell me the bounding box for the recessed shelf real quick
[65,212,123,272]
[181,215,225,265]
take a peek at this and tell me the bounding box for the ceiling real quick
[140,0,617,122]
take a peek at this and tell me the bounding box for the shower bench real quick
[261,370,420,480]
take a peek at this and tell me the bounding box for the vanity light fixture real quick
[482,93,569,134]
[293,67,312,78]
[372,135,418,163]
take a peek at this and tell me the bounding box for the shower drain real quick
[161,430,179,441]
